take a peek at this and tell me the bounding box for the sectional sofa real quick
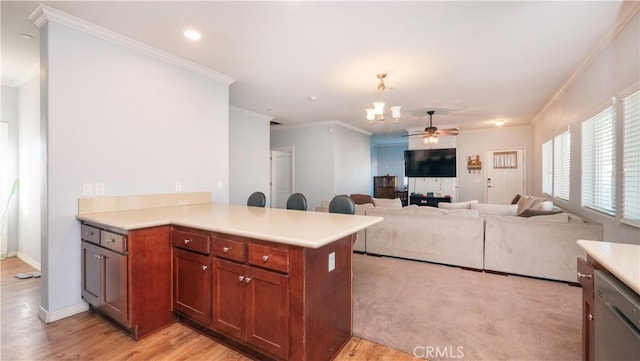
[316,196,604,283]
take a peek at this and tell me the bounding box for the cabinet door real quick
[577,258,595,361]
[246,266,289,359]
[101,247,129,326]
[81,241,102,306]
[173,248,211,325]
[212,259,247,339]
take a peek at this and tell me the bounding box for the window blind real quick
[622,90,640,225]
[582,106,616,216]
[553,130,571,200]
[542,140,553,195]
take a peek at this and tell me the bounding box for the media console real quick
[409,195,451,207]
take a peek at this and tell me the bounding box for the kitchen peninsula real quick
[76,192,382,361]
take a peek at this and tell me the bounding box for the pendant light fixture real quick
[366,73,401,125]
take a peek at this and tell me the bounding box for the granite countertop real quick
[577,239,640,294]
[77,203,382,249]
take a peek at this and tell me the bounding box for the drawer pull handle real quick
[262,255,269,262]
[577,272,592,279]
[184,239,192,245]
[244,277,252,284]
[85,231,94,236]
[238,275,245,282]
[222,247,230,253]
[202,265,208,271]
[94,254,104,260]
[106,238,115,243]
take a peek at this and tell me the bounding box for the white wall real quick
[456,126,533,202]
[1,86,19,257]
[532,10,639,244]
[40,21,231,316]
[18,75,41,268]
[271,122,335,209]
[271,121,371,209]
[229,106,271,205]
[334,123,371,195]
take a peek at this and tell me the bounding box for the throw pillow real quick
[516,195,548,216]
[511,194,522,204]
[518,209,563,218]
[350,194,374,205]
[438,200,478,210]
[372,197,403,208]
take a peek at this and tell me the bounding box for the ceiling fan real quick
[403,110,459,143]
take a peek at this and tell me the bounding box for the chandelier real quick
[366,73,401,125]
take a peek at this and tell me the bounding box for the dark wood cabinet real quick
[373,176,397,199]
[81,240,128,326]
[409,195,451,207]
[173,248,211,325]
[81,224,175,339]
[577,257,595,361]
[212,259,246,339]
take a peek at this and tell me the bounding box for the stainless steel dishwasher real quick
[594,270,640,361]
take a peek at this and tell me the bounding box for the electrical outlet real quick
[217,181,224,191]
[328,252,335,272]
[95,183,104,195]
[83,183,93,196]
[175,181,182,192]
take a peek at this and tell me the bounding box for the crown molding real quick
[27,4,235,86]
[531,2,639,125]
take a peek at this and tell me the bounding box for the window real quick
[622,90,640,225]
[553,130,571,200]
[582,106,616,215]
[542,140,553,195]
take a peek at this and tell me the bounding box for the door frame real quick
[270,147,295,208]
[484,147,526,204]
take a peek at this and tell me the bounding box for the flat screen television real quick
[404,148,457,177]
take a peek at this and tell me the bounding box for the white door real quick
[270,148,294,208]
[485,148,525,204]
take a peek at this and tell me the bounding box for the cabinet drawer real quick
[248,244,289,273]
[172,230,210,255]
[81,224,100,244]
[101,230,127,253]
[212,237,245,262]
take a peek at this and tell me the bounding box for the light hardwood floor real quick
[0,257,419,361]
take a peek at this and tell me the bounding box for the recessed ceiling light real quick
[20,33,33,40]
[495,120,505,126]
[308,95,318,101]
[183,29,201,41]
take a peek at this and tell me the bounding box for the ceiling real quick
[1,1,626,134]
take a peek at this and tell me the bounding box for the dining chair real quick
[247,191,266,207]
[286,193,307,211]
[328,195,355,215]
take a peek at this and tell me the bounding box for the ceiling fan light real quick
[366,109,375,121]
[374,101,385,115]
[423,135,438,144]
[390,106,401,119]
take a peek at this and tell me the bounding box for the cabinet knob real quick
[244,277,252,284]
[588,314,594,321]
[262,255,269,262]
[94,254,104,260]
[184,239,191,245]
[577,272,592,279]
[222,247,230,253]
[202,265,208,271]
[238,275,245,282]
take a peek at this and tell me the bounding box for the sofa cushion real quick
[445,209,480,217]
[438,200,478,210]
[527,213,570,223]
[414,207,448,216]
[470,203,517,216]
[355,203,375,212]
[350,194,374,205]
[373,197,403,208]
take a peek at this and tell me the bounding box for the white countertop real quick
[577,240,640,294]
[77,203,383,249]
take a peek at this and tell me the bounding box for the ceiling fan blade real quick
[401,133,427,137]
[437,130,460,136]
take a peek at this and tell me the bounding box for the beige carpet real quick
[352,254,582,360]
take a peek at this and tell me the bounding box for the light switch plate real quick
[328,252,335,272]
[95,183,104,195]
[83,183,93,196]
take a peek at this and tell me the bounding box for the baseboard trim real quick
[38,302,89,323]
[17,252,41,271]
